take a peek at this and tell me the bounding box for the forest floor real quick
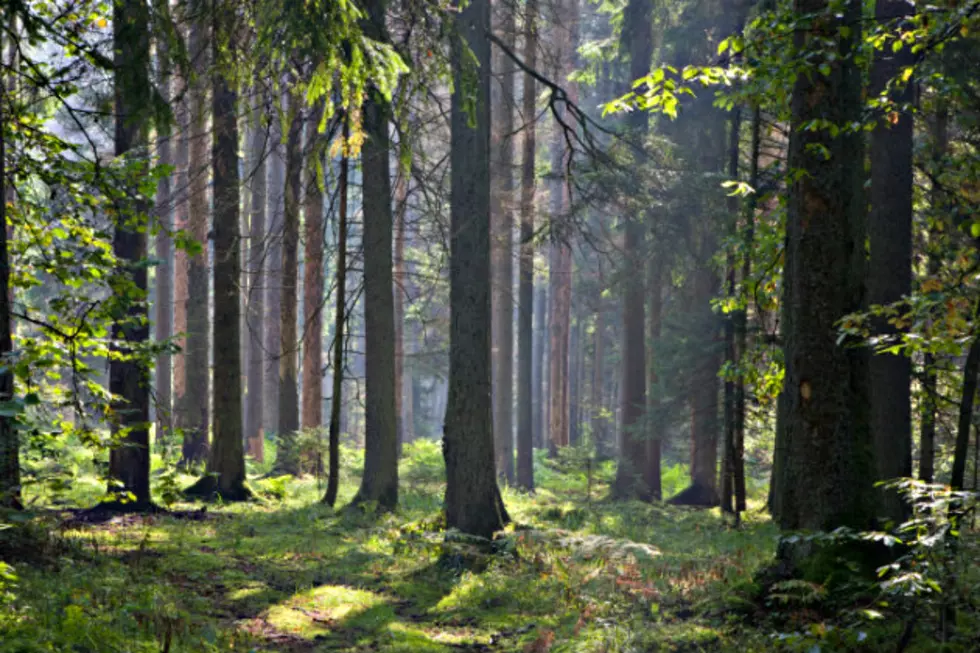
[1,441,972,652]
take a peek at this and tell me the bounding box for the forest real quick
[1,0,980,650]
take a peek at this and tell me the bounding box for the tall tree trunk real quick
[869,0,914,522]
[533,283,547,450]
[690,262,722,498]
[612,0,652,500]
[920,105,947,483]
[172,43,189,452]
[186,3,248,499]
[444,0,509,537]
[774,0,874,534]
[154,24,174,442]
[393,167,408,451]
[245,92,267,462]
[351,0,399,510]
[273,98,303,475]
[323,123,349,507]
[0,27,19,509]
[722,107,740,515]
[515,0,537,491]
[952,302,980,491]
[568,311,581,446]
[301,105,326,432]
[107,0,152,506]
[180,3,210,466]
[265,106,285,437]
[591,272,608,461]
[644,259,662,499]
[491,0,517,482]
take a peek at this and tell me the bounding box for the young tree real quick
[301,106,326,432]
[516,0,539,491]
[444,0,509,537]
[351,0,399,510]
[107,0,153,507]
[245,92,267,461]
[154,22,174,440]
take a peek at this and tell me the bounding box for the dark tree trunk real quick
[774,0,874,534]
[245,92,267,462]
[351,0,398,510]
[186,6,249,500]
[154,29,173,442]
[515,0,537,491]
[612,0,652,500]
[394,168,408,452]
[444,0,509,537]
[722,108,740,515]
[952,303,980,491]
[323,123,350,508]
[273,99,304,475]
[180,3,210,467]
[868,0,914,522]
[107,0,152,506]
[301,105,326,433]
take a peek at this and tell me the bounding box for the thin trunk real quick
[444,0,509,536]
[590,273,607,460]
[323,123,350,507]
[568,312,581,446]
[245,92,267,462]
[274,99,303,475]
[394,166,408,451]
[301,104,326,432]
[265,108,285,437]
[515,0,537,490]
[180,3,210,466]
[154,25,174,441]
[869,0,914,521]
[352,0,399,509]
[532,283,547,450]
[722,107,740,515]
[613,0,652,500]
[172,47,189,446]
[644,259,662,499]
[952,302,980,491]
[186,5,248,499]
[107,0,152,506]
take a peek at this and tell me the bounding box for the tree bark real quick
[722,107,740,515]
[774,0,874,533]
[868,0,914,522]
[172,42,189,450]
[245,91,267,462]
[351,0,399,510]
[533,283,547,450]
[612,0,653,500]
[644,259,662,499]
[107,0,152,506]
[180,2,210,467]
[393,166,409,450]
[186,4,249,500]
[273,98,303,475]
[952,301,980,491]
[324,123,350,507]
[154,24,173,442]
[301,104,326,432]
[444,0,509,537]
[265,104,285,438]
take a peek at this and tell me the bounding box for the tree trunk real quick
[393,166,409,451]
[245,92,267,462]
[107,0,152,506]
[491,0,517,482]
[868,0,914,522]
[273,99,303,475]
[612,0,653,500]
[644,259,662,499]
[569,311,581,446]
[154,27,173,442]
[533,283,547,450]
[180,3,210,467]
[774,0,874,534]
[265,105,285,437]
[172,46,189,453]
[444,0,509,537]
[301,105,326,433]
[515,0,537,490]
[0,28,19,509]
[952,302,980,491]
[351,0,399,510]
[186,6,248,500]
[324,123,350,508]
[722,107,740,515]
[591,276,608,460]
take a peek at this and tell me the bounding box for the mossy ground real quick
[1,441,973,652]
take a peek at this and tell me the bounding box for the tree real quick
[273,96,304,476]
[301,106,326,433]
[772,0,874,534]
[868,0,914,522]
[444,0,509,537]
[265,108,285,438]
[516,0,538,491]
[186,0,249,500]
[245,91,267,462]
[491,0,517,482]
[180,0,211,467]
[612,0,653,501]
[351,0,398,510]
[154,17,174,440]
[393,166,409,451]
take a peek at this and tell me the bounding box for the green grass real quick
[4,439,942,652]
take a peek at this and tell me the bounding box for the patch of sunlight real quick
[265,584,388,639]
[382,622,459,652]
[227,584,267,601]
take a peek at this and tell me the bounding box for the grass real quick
[4,440,969,652]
